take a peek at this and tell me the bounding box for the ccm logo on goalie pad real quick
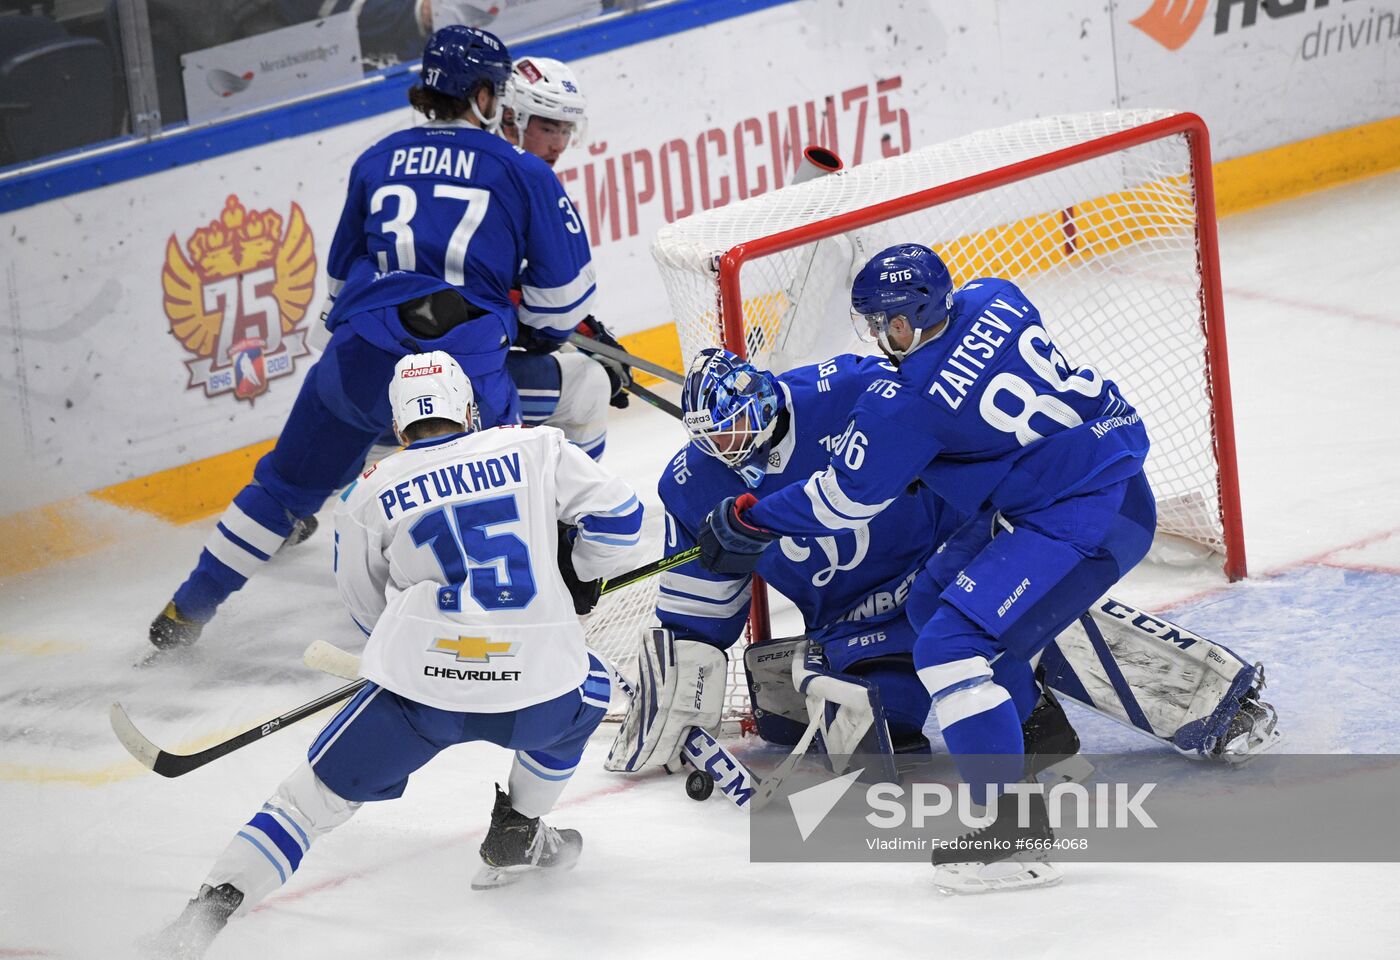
[683,729,757,807]
[1097,599,1205,650]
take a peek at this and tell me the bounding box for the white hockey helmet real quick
[505,57,588,145]
[390,351,475,436]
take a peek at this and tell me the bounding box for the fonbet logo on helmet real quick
[390,351,475,434]
[401,364,445,379]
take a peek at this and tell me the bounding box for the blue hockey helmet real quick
[850,243,954,359]
[682,348,782,488]
[421,25,512,103]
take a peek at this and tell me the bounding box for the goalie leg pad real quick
[1038,597,1281,761]
[605,629,727,772]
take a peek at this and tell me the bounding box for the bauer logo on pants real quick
[162,194,316,404]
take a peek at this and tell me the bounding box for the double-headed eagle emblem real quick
[162,194,317,402]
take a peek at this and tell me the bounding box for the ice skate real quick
[473,785,582,890]
[281,514,319,550]
[146,882,243,959]
[1212,663,1282,761]
[931,790,1063,895]
[147,601,205,652]
[1022,685,1093,785]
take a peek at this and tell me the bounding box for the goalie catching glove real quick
[575,317,632,409]
[606,629,727,772]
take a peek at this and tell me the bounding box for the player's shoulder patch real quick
[339,479,360,502]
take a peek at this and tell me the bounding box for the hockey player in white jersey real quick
[609,349,1279,824]
[151,352,643,957]
[502,55,633,460]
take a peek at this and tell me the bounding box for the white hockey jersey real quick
[334,425,644,712]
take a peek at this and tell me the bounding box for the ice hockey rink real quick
[3,168,1399,959]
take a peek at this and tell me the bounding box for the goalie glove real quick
[575,316,631,409]
[605,629,726,772]
[556,523,601,615]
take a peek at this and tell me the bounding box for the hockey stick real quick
[567,332,685,386]
[111,548,705,778]
[600,544,700,592]
[748,713,823,812]
[109,680,366,779]
[625,380,682,419]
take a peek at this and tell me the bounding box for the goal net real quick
[586,108,1244,720]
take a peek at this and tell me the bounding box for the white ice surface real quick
[4,172,1400,958]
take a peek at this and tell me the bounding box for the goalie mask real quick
[682,348,781,489]
[390,351,477,437]
[850,243,954,361]
[504,57,588,147]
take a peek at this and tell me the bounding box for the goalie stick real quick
[110,547,704,779]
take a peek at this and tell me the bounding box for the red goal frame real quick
[713,111,1247,644]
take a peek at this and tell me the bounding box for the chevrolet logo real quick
[429,636,518,662]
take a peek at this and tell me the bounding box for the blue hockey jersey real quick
[325,120,595,377]
[657,355,963,667]
[747,278,1151,538]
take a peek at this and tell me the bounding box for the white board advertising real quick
[181,14,365,124]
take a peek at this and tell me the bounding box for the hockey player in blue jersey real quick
[699,244,1158,886]
[149,25,598,651]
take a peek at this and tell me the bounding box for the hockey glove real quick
[557,523,602,615]
[514,322,565,354]
[698,493,778,575]
[576,316,632,409]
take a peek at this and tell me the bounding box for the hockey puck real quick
[685,770,715,801]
